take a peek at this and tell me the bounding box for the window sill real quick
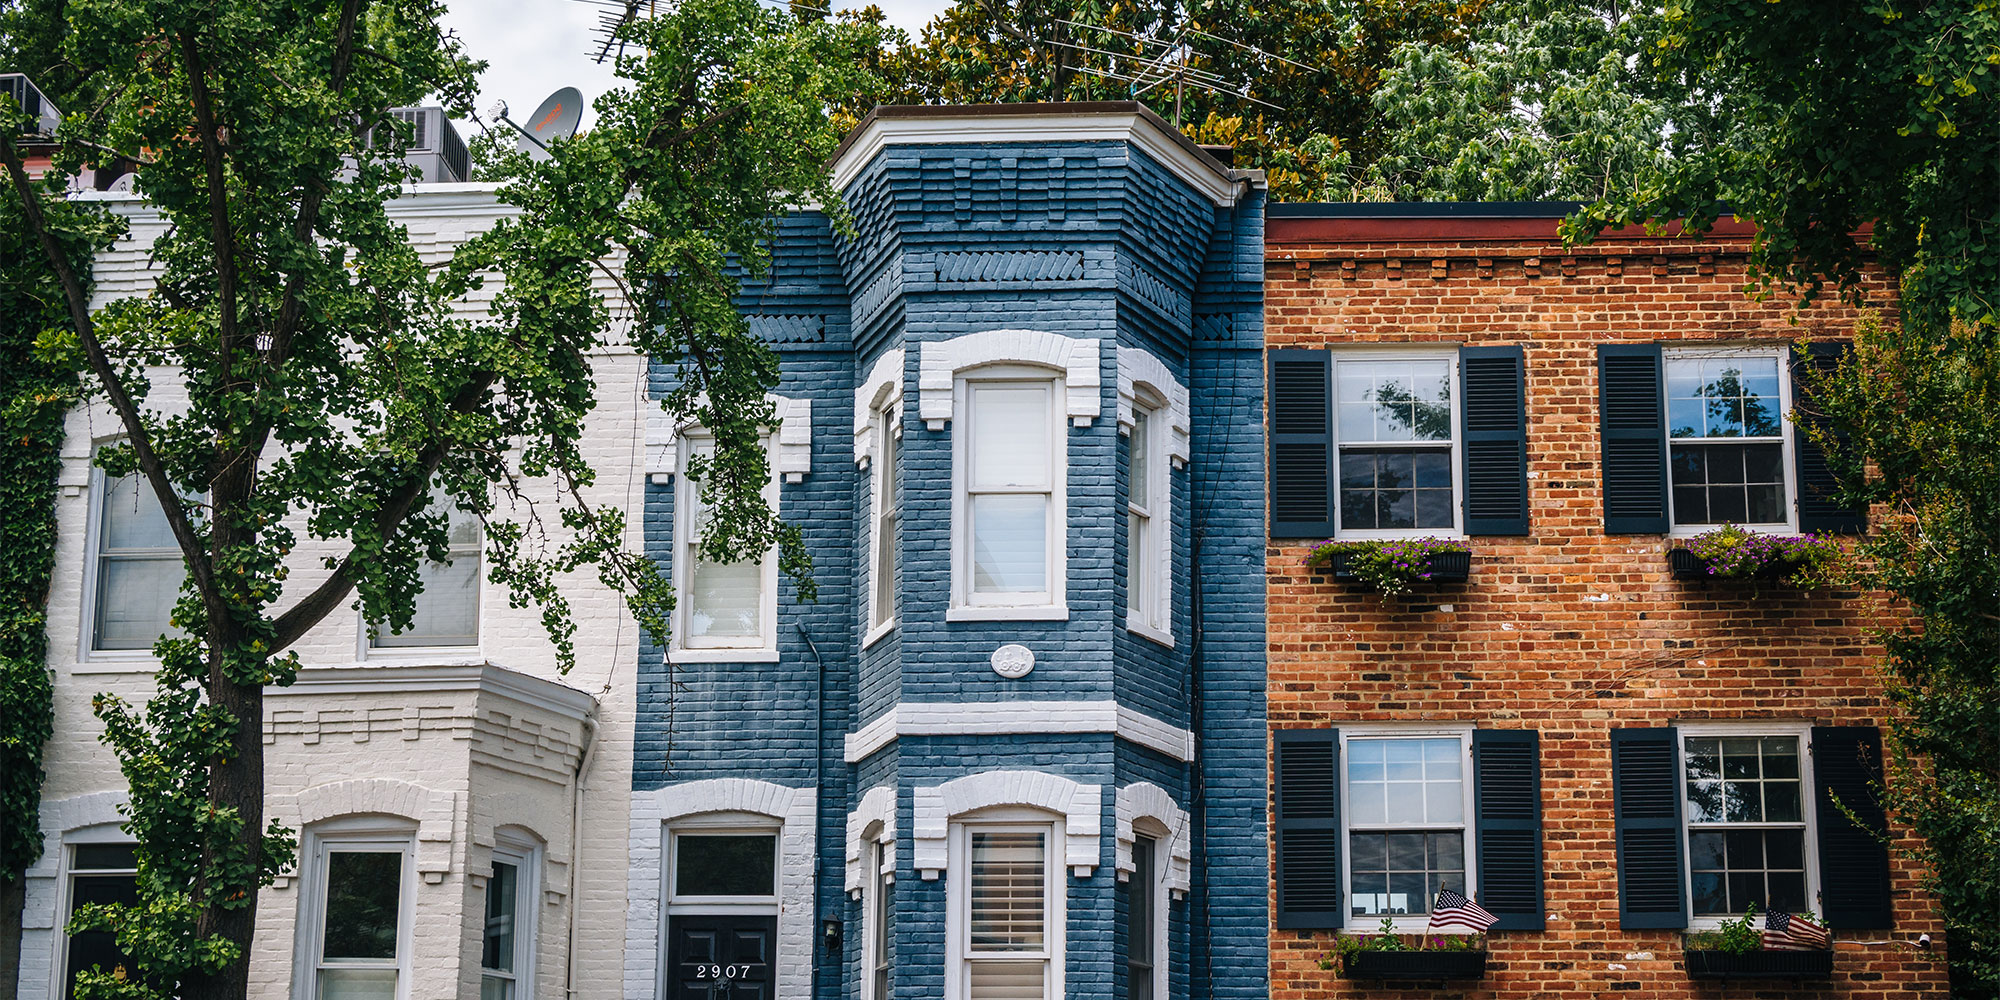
[361,645,483,664]
[862,620,897,650]
[669,647,782,664]
[945,605,1070,623]
[1125,619,1175,649]
[74,651,160,674]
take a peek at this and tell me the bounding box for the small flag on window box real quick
[1763,910,1832,951]
[1426,888,1498,934]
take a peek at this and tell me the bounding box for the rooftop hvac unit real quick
[1,73,62,136]
[363,106,469,184]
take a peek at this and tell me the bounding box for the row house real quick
[1262,203,1946,998]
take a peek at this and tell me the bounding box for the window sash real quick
[368,497,482,649]
[674,437,777,651]
[1339,731,1476,928]
[871,408,899,632]
[957,376,1062,607]
[1127,836,1156,999]
[1662,349,1796,530]
[1678,729,1817,919]
[867,840,891,1000]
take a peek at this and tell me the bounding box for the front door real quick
[667,915,776,1000]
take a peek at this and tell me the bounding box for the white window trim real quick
[1675,720,1821,930]
[845,785,898,897]
[1123,394,1172,646]
[864,399,901,648]
[1662,345,1799,535]
[50,824,136,1000]
[359,493,483,659]
[1113,782,1192,899]
[1329,349,1465,541]
[79,455,183,663]
[669,431,782,663]
[292,818,418,1000]
[948,365,1068,620]
[945,809,1066,1000]
[482,835,540,1000]
[1337,725,1478,933]
[917,329,1101,431]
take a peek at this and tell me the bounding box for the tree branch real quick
[0,131,216,599]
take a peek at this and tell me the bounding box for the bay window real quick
[299,827,414,1000]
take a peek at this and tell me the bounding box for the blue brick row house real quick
[625,104,1269,1000]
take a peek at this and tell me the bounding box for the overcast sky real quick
[439,0,949,139]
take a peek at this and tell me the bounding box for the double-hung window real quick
[1334,357,1458,535]
[1123,834,1161,1000]
[1664,348,1792,529]
[300,829,414,1000]
[953,370,1066,617]
[1681,729,1813,919]
[1342,732,1472,924]
[1269,347,1530,539]
[60,840,142,998]
[868,403,900,642]
[88,468,184,651]
[369,496,481,649]
[950,818,1063,1000]
[481,842,537,1000]
[865,838,892,1000]
[1125,401,1170,641]
[672,435,779,660]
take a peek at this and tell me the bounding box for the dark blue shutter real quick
[1274,728,1341,929]
[1459,346,1531,535]
[1611,727,1687,929]
[1473,728,1543,930]
[1811,726,1893,928]
[1791,343,1868,534]
[1598,345,1669,534]
[1269,350,1334,538]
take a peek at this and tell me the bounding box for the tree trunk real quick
[1,876,26,999]
[178,659,266,1000]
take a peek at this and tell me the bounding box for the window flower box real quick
[1341,949,1489,981]
[1667,524,1843,587]
[1684,949,1834,980]
[1306,537,1472,595]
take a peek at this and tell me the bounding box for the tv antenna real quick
[488,86,586,160]
[1045,16,1316,126]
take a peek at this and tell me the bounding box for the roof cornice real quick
[829,103,1253,207]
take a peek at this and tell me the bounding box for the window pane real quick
[481,861,517,972]
[674,835,776,897]
[66,869,141,999]
[480,975,516,1000]
[320,968,398,1000]
[72,844,137,871]
[1670,444,1787,526]
[1126,510,1149,618]
[100,473,176,550]
[971,385,1050,488]
[1337,451,1453,530]
[323,851,403,961]
[968,960,1044,1000]
[1348,738,1462,825]
[95,556,182,650]
[1336,361,1451,443]
[370,555,479,647]
[1129,410,1151,510]
[688,551,762,640]
[969,831,1045,951]
[1666,357,1782,439]
[1128,835,1155,1000]
[971,495,1048,594]
[1348,831,1464,916]
[1689,828,1809,916]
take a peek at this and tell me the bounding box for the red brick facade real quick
[1263,210,1946,999]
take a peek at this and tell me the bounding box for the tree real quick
[868,0,1487,199]
[1566,4,1999,994]
[0,1,878,998]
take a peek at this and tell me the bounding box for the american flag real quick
[1763,910,1832,951]
[1426,888,1498,934]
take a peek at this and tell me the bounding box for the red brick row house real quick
[1261,203,1946,998]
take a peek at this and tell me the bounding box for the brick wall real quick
[1262,213,1946,1000]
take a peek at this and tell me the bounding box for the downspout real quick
[563,703,600,1000]
[795,623,828,1000]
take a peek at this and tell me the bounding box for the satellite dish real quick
[517,86,583,161]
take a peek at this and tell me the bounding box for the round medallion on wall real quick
[990,644,1035,679]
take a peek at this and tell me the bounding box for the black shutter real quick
[1598,345,1669,534]
[1812,727,1893,928]
[1274,728,1341,929]
[1611,727,1687,929]
[1460,346,1531,535]
[1791,344,1868,534]
[1270,350,1334,538]
[1473,728,1543,930]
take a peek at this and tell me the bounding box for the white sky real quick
[439,0,950,139]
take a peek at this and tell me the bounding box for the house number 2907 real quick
[696,965,750,980]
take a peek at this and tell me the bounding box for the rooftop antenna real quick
[488,86,586,161]
[1047,13,1317,127]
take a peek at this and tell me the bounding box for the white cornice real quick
[72,182,514,224]
[276,661,596,722]
[829,111,1243,207]
[844,699,1194,763]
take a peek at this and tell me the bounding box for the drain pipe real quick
[563,704,601,1000]
[795,623,830,1000]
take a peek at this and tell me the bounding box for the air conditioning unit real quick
[1,73,62,136]
[363,106,470,184]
